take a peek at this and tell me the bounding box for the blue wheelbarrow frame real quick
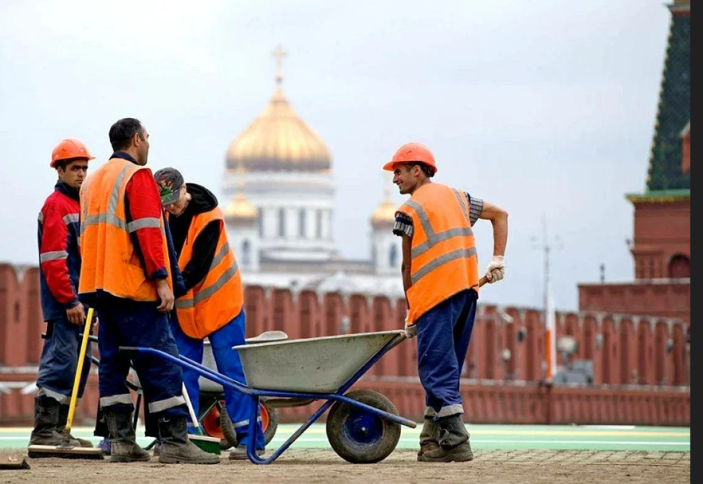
[119,331,416,465]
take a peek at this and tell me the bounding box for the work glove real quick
[484,255,505,283]
[404,315,417,339]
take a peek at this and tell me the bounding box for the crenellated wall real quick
[0,264,690,426]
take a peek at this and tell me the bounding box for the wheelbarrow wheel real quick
[200,399,236,450]
[219,405,239,449]
[261,401,279,446]
[207,400,279,448]
[326,389,401,464]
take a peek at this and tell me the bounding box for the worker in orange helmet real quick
[31,139,95,452]
[384,142,509,463]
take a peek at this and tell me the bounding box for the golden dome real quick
[226,87,332,172]
[371,189,398,230]
[224,193,258,224]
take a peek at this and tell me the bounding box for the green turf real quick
[1,424,690,452]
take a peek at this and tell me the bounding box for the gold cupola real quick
[224,162,258,225]
[225,46,332,173]
[370,187,398,230]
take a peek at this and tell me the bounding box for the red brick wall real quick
[0,264,690,426]
[578,281,690,324]
[631,201,690,279]
[275,381,690,426]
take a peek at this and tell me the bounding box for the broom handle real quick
[66,307,94,433]
[181,383,201,433]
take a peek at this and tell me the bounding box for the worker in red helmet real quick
[30,139,95,452]
[384,142,509,463]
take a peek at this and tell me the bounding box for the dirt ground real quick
[0,448,691,484]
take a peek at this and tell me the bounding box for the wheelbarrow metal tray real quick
[232,330,404,393]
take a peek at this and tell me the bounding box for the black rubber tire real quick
[220,402,278,447]
[262,401,279,446]
[219,404,239,449]
[326,389,401,464]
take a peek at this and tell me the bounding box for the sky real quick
[0,0,673,311]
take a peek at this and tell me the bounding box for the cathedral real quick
[220,48,404,297]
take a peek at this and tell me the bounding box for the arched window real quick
[278,208,286,238]
[258,208,264,238]
[669,254,691,278]
[389,244,398,268]
[316,210,323,239]
[299,209,306,238]
[242,240,251,267]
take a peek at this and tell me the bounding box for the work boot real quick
[228,445,265,461]
[28,397,81,450]
[105,411,151,463]
[97,438,111,456]
[418,415,474,463]
[417,418,440,458]
[58,404,94,448]
[157,416,220,465]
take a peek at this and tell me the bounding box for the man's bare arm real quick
[401,233,412,307]
[479,201,508,257]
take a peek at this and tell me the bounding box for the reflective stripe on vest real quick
[398,183,479,324]
[173,207,243,339]
[78,158,172,301]
[175,243,240,309]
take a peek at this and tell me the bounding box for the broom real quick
[181,383,221,455]
[28,308,104,459]
[0,455,30,470]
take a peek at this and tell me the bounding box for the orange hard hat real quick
[383,142,437,174]
[50,139,95,168]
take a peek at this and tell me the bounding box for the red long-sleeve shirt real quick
[124,168,167,279]
[39,183,81,306]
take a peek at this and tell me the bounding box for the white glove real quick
[484,255,505,283]
[404,315,417,339]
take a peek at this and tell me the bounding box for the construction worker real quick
[154,167,265,460]
[385,142,508,463]
[78,118,219,465]
[30,139,96,451]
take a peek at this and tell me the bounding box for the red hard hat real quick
[50,139,95,168]
[383,142,437,174]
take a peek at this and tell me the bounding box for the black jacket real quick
[168,184,222,293]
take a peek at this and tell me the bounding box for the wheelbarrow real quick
[62,331,281,450]
[130,332,284,450]
[198,334,284,449]
[120,330,416,464]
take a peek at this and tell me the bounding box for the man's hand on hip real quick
[484,255,505,283]
[156,279,175,312]
[66,304,86,326]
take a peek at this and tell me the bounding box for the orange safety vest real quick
[398,183,479,324]
[173,207,243,339]
[78,158,172,301]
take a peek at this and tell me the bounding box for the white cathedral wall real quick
[372,229,402,276]
[224,171,337,255]
[306,207,316,239]
[226,224,259,272]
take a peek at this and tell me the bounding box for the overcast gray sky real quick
[0,0,672,311]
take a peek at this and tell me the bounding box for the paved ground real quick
[0,424,692,451]
[0,448,691,484]
[0,425,690,483]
